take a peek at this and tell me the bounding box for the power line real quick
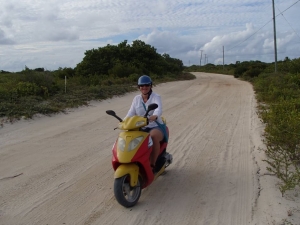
[227,0,300,51]
[227,20,272,51]
[216,51,288,58]
[277,6,300,40]
[279,0,300,14]
[212,49,299,61]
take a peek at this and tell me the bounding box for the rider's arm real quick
[152,94,162,118]
[124,96,138,119]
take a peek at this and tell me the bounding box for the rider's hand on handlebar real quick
[149,115,158,122]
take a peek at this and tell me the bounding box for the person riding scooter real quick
[124,75,166,172]
[106,101,172,207]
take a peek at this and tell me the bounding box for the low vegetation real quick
[253,72,300,195]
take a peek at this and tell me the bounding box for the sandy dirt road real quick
[0,72,298,225]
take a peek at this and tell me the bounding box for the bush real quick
[262,99,300,195]
[18,71,59,95]
[15,81,40,97]
[108,63,139,78]
[55,67,75,79]
[234,66,248,78]
[243,68,261,78]
[253,72,300,195]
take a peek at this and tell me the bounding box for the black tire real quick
[114,174,142,208]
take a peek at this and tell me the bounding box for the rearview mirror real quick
[143,103,158,118]
[147,103,158,111]
[106,110,123,122]
[106,110,116,116]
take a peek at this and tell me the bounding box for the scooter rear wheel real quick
[114,174,142,208]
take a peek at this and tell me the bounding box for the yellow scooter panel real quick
[114,163,139,187]
[117,131,149,163]
[118,116,147,130]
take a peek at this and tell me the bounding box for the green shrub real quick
[253,72,300,195]
[108,63,139,78]
[18,71,59,95]
[234,66,248,78]
[243,68,261,78]
[55,67,75,79]
[128,73,140,82]
[15,81,40,97]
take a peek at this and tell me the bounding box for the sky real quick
[0,0,300,72]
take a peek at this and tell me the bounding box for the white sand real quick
[0,72,299,225]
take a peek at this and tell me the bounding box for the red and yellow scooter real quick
[106,103,173,207]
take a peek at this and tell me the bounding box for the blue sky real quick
[0,0,299,72]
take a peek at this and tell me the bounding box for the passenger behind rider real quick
[125,75,164,171]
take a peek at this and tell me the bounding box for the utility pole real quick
[200,50,203,66]
[223,46,225,71]
[272,0,278,73]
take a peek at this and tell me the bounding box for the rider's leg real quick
[149,128,164,166]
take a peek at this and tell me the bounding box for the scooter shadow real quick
[133,167,215,209]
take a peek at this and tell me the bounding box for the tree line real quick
[55,40,183,79]
[0,40,189,119]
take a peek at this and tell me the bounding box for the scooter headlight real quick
[128,136,143,151]
[135,121,145,127]
[117,137,126,151]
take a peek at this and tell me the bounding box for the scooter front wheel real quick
[114,174,142,208]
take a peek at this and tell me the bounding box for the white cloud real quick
[0,0,299,71]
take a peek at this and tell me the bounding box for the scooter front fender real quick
[114,164,139,187]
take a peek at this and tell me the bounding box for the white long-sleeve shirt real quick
[125,91,163,128]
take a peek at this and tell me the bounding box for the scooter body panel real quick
[114,163,139,187]
[112,132,156,187]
